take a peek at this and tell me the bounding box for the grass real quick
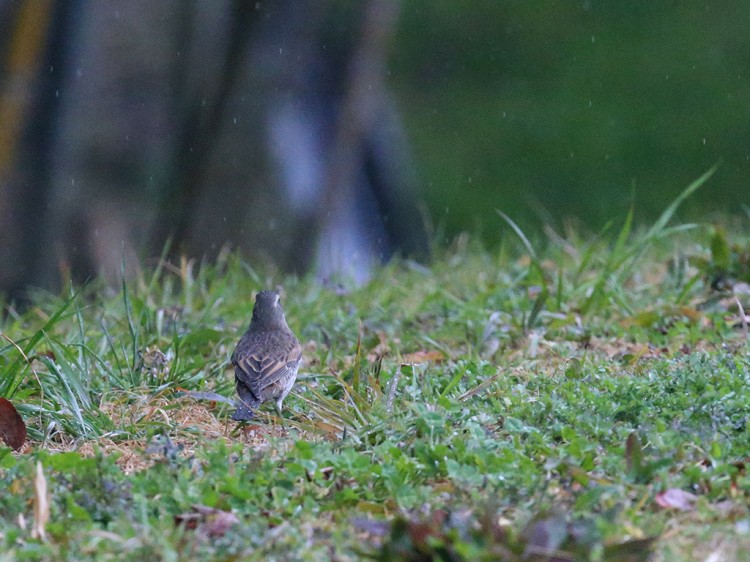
[2,183,750,560]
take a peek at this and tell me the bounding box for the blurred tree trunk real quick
[150,0,261,257]
[0,0,69,297]
[314,0,426,282]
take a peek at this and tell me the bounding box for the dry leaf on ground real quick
[0,397,27,451]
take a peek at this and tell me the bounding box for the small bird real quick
[231,290,302,421]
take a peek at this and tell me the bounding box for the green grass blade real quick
[645,165,717,240]
[439,363,468,399]
[497,210,537,261]
[0,290,80,398]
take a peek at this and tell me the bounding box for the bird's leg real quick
[274,399,286,429]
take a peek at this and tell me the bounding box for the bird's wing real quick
[233,339,301,395]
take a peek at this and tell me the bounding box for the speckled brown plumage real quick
[231,291,301,421]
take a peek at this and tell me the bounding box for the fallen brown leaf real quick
[0,397,27,451]
[175,504,239,539]
[401,350,445,364]
[655,488,698,511]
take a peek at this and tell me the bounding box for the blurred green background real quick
[391,2,750,240]
[2,2,749,296]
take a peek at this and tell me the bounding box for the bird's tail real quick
[231,405,256,421]
[233,382,261,421]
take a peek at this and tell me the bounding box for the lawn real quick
[1,174,750,560]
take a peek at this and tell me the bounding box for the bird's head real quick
[250,290,286,330]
